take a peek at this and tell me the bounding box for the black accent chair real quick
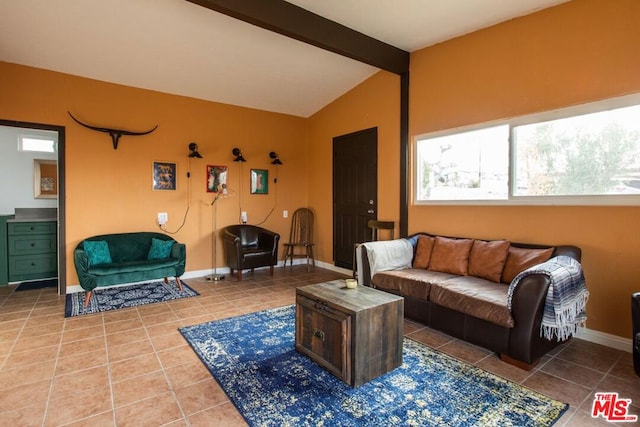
[633,292,640,376]
[221,225,280,281]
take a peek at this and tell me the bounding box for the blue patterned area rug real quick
[179,305,568,426]
[65,280,199,317]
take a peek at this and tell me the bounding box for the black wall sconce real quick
[269,152,283,165]
[188,142,203,158]
[232,147,246,162]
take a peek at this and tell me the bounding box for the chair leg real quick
[175,277,183,291]
[83,291,93,307]
[237,270,242,281]
[269,265,274,276]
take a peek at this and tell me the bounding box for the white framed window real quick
[19,135,56,153]
[414,94,640,205]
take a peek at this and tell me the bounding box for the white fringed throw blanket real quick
[360,238,413,281]
[507,255,589,341]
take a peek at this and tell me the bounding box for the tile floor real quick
[0,266,638,426]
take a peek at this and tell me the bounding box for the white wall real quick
[0,125,58,215]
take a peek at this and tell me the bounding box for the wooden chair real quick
[283,208,315,270]
[367,220,395,241]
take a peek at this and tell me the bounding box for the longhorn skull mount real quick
[67,111,158,150]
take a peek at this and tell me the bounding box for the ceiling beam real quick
[185,0,410,75]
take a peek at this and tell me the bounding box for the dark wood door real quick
[333,128,377,269]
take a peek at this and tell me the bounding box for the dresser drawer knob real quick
[31,262,36,266]
[31,243,35,247]
[313,329,325,342]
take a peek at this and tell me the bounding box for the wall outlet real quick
[241,211,248,224]
[283,210,288,218]
[157,212,168,225]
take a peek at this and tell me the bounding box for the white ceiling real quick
[0,0,569,118]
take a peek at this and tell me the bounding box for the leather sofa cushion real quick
[428,237,473,275]
[413,235,435,268]
[372,269,456,300]
[501,246,554,283]
[468,240,510,283]
[430,276,514,328]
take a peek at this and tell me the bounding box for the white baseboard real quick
[576,326,632,353]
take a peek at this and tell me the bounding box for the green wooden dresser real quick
[0,209,58,285]
[7,220,58,282]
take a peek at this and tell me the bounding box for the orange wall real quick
[0,61,308,284]
[408,0,640,338]
[307,71,401,262]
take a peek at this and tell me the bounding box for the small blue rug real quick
[65,280,199,317]
[15,278,57,291]
[180,305,568,426]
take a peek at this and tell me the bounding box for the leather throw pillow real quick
[428,236,474,275]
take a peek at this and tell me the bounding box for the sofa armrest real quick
[258,230,280,256]
[73,249,98,291]
[508,273,558,363]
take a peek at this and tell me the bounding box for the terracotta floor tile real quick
[115,392,182,427]
[21,321,64,337]
[104,318,145,335]
[438,339,492,364]
[144,320,184,337]
[136,303,172,317]
[110,352,162,383]
[150,331,188,351]
[106,327,148,347]
[45,385,113,427]
[102,308,140,324]
[59,335,106,358]
[165,359,212,389]
[523,371,591,406]
[140,311,180,327]
[540,357,606,389]
[55,348,108,376]
[174,378,228,415]
[0,379,51,412]
[0,358,56,390]
[51,365,110,399]
[63,410,115,427]
[12,332,61,352]
[64,314,104,330]
[0,400,47,427]
[108,338,155,363]
[188,402,247,427]
[62,324,106,343]
[156,344,201,369]
[2,344,58,369]
[112,370,171,407]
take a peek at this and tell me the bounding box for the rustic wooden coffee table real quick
[295,280,403,387]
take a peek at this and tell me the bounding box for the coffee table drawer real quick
[295,294,352,383]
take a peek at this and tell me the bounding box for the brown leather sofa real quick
[221,225,280,281]
[357,232,581,369]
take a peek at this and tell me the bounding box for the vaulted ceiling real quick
[0,0,569,117]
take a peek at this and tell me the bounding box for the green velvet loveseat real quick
[74,232,186,306]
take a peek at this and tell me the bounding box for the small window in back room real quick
[19,135,56,153]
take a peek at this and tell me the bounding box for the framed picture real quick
[207,165,228,193]
[153,161,176,191]
[34,159,57,199]
[250,169,268,194]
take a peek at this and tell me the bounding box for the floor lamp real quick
[205,189,226,281]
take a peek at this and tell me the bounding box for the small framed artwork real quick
[207,165,228,193]
[250,169,268,194]
[34,159,57,199]
[153,161,176,191]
